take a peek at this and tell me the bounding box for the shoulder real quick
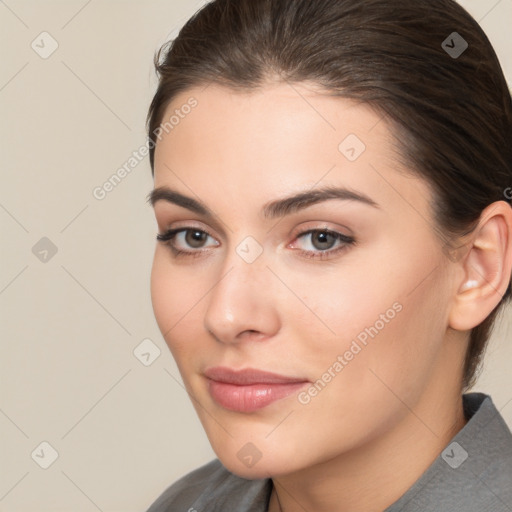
[145,459,271,512]
[387,393,512,512]
[145,459,228,512]
[466,393,512,508]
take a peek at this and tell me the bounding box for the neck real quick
[268,389,467,512]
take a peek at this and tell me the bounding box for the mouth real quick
[203,366,309,413]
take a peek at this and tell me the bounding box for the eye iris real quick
[312,231,336,250]
[186,230,207,248]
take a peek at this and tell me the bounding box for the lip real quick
[204,367,309,412]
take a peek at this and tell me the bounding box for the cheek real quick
[280,253,402,347]
[288,238,449,394]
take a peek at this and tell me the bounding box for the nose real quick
[203,248,281,344]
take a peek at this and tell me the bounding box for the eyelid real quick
[157,218,219,239]
[153,205,228,240]
[288,228,354,248]
[288,221,353,241]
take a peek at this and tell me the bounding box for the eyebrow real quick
[148,185,379,219]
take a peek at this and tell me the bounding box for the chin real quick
[207,434,307,480]
[218,454,286,480]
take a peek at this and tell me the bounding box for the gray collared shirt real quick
[146,393,512,511]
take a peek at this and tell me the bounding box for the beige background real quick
[0,1,511,511]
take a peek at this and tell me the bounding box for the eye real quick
[156,227,219,255]
[289,229,355,260]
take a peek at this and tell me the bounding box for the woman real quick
[145,0,512,510]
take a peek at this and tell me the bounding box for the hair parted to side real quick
[147,0,512,390]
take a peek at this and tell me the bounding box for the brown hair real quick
[147,0,512,389]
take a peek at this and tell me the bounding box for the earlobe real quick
[449,200,512,331]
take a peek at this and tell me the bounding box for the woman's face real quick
[150,82,463,478]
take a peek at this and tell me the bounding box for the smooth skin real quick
[150,81,512,512]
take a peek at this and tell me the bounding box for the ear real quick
[449,200,512,331]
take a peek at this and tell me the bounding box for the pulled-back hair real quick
[147,0,512,389]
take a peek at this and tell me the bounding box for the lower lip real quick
[207,380,308,412]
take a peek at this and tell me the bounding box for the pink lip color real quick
[204,367,309,412]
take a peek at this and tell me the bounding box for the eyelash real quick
[156,227,355,260]
[156,228,218,259]
[292,230,355,260]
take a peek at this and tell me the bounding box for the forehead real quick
[155,81,395,173]
[160,81,385,145]
[152,82,433,223]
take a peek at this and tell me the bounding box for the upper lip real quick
[204,366,309,385]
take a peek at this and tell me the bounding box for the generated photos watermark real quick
[92,97,198,200]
